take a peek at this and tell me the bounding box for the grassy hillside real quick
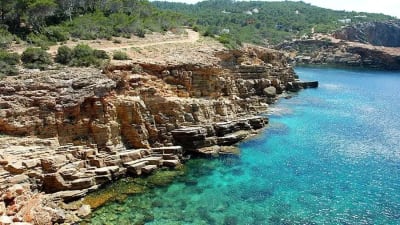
[152,0,395,47]
[0,0,396,78]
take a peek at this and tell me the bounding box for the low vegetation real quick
[0,29,15,49]
[56,44,110,67]
[153,0,394,47]
[113,51,130,60]
[21,48,52,70]
[0,0,189,48]
[0,0,396,72]
[0,50,20,77]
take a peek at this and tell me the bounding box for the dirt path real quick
[39,29,200,55]
[10,29,200,55]
[10,28,225,66]
[94,29,200,52]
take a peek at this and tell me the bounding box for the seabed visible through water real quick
[85,67,400,225]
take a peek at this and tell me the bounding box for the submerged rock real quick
[0,43,298,224]
[81,178,148,209]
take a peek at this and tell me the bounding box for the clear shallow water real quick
[88,68,400,225]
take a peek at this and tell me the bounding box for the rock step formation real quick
[0,144,184,224]
[171,116,267,153]
[0,45,300,224]
[1,144,183,196]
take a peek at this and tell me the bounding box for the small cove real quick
[85,67,400,225]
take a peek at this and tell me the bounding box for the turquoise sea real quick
[88,67,400,225]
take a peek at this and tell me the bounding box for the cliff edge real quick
[0,33,300,224]
[333,20,400,47]
[277,20,400,70]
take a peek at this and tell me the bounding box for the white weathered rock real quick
[0,215,12,224]
[76,205,91,218]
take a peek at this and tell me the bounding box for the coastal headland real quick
[0,31,312,224]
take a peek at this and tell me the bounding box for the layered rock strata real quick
[277,39,400,70]
[333,20,400,47]
[0,46,298,224]
[276,21,400,70]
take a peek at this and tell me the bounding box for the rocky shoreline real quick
[277,21,400,71]
[277,39,400,70]
[0,46,316,224]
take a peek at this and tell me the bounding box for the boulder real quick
[141,165,157,174]
[50,190,88,202]
[162,160,180,168]
[4,163,25,175]
[217,131,249,146]
[42,173,70,193]
[171,127,207,148]
[0,215,12,224]
[94,166,119,176]
[248,116,267,129]
[118,150,142,163]
[70,178,94,190]
[6,175,29,185]
[214,121,239,137]
[77,205,91,218]
[263,86,277,97]
[41,155,68,173]
[22,159,40,169]
[94,175,112,185]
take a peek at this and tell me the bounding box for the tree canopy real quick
[0,0,396,49]
[153,0,395,46]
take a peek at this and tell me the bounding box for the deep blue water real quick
[88,67,400,225]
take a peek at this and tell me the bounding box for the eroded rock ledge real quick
[277,20,400,71]
[0,46,301,224]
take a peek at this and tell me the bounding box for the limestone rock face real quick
[0,47,295,150]
[333,21,400,47]
[0,46,296,223]
[277,39,400,70]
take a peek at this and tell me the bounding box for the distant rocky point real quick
[277,20,400,70]
[333,20,400,47]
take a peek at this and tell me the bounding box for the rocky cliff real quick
[277,20,400,70]
[333,20,400,47]
[277,39,400,70]
[0,46,299,224]
[1,47,295,150]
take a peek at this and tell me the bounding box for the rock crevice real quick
[0,46,299,224]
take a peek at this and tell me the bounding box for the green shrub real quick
[67,12,114,40]
[113,51,130,60]
[69,44,108,67]
[44,26,70,42]
[26,33,55,50]
[0,29,14,49]
[21,48,52,70]
[70,44,95,66]
[0,50,20,65]
[192,25,200,32]
[93,50,110,59]
[113,39,122,44]
[55,46,73,64]
[0,61,18,77]
[72,44,93,58]
[0,50,20,77]
[135,28,146,38]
